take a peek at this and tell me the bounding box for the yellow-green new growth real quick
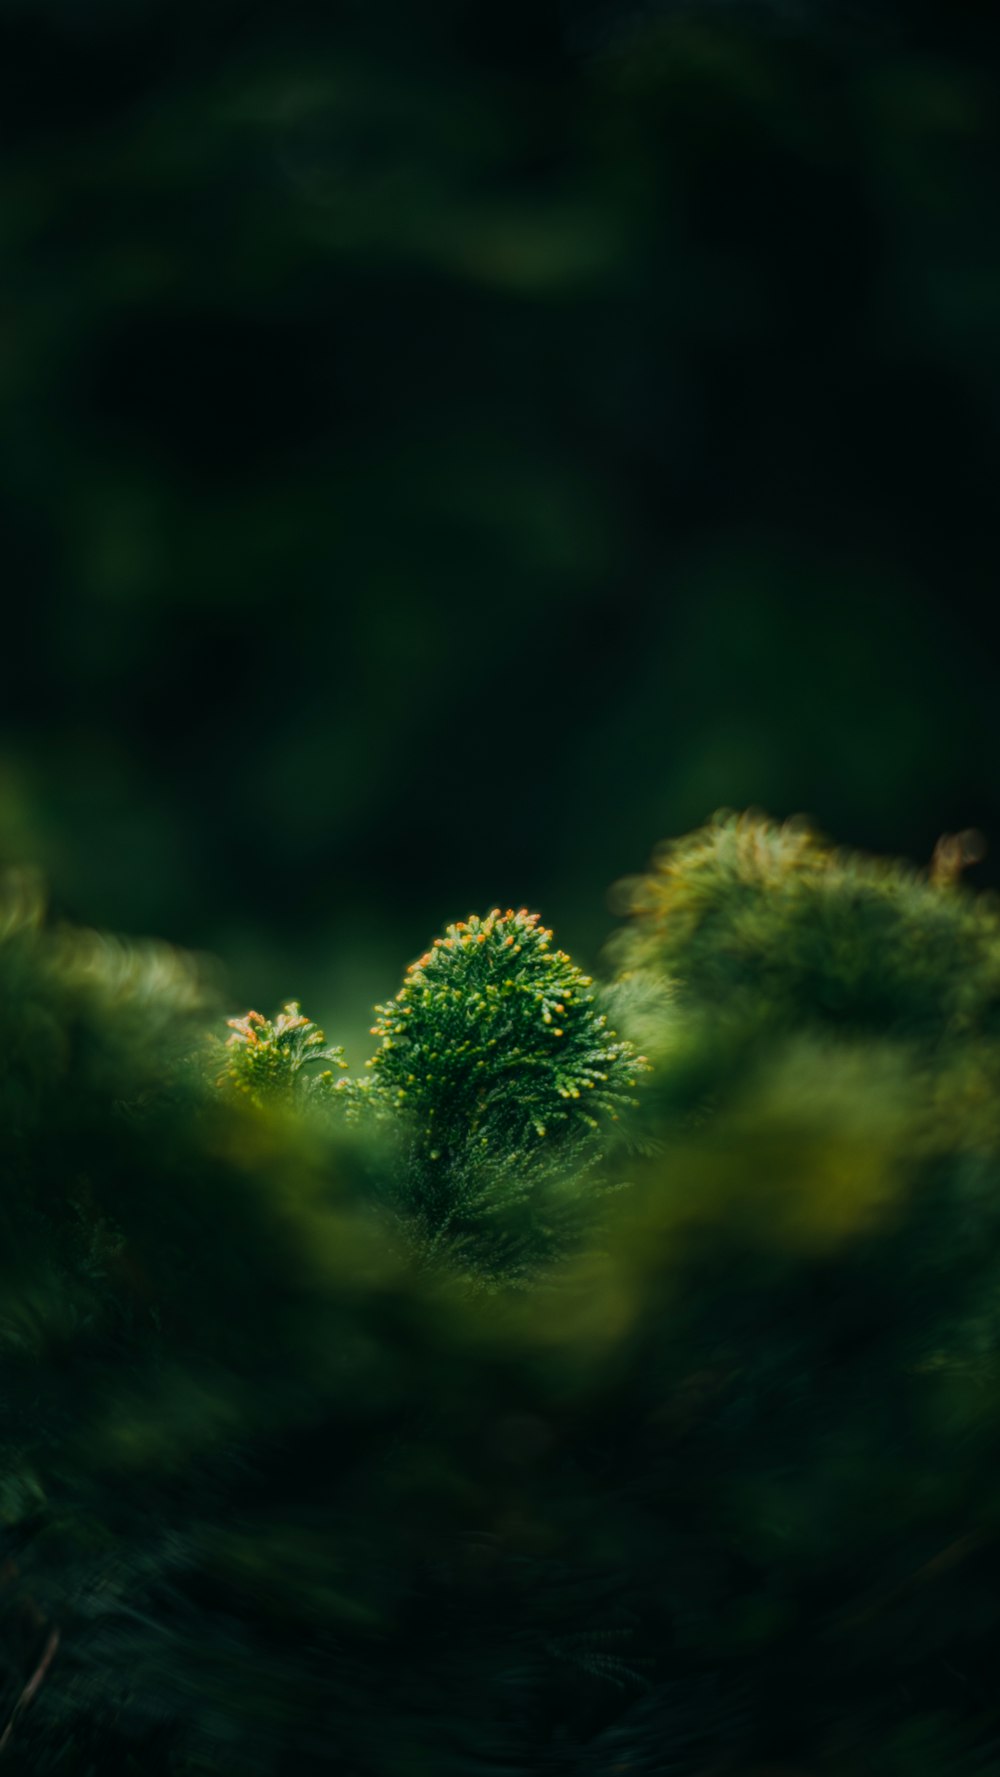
[218,1002,348,1108]
[368,907,646,1160]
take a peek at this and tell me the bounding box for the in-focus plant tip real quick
[366,907,647,1157]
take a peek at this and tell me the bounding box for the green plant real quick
[6,821,1000,1776]
[610,809,1000,1053]
[219,908,645,1287]
[367,907,641,1145]
[218,1003,348,1107]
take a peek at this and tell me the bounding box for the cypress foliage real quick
[610,808,1000,1051]
[363,907,644,1283]
[216,907,644,1287]
[368,908,640,1147]
[218,1003,349,1107]
[4,822,1000,1773]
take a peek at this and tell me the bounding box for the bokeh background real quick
[2,0,998,1057]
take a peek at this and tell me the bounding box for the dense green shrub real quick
[4,817,1000,1774]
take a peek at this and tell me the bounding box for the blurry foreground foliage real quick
[4,813,1000,1772]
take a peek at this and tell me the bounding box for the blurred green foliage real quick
[5,813,1000,1770]
[1,0,999,1039]
[4,5,1000,1770]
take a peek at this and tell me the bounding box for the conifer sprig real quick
[209,914,646,1285]
[367,907,646,1160]
[217,1002,347,1107]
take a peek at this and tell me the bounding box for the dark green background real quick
[2,0,998,1055]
